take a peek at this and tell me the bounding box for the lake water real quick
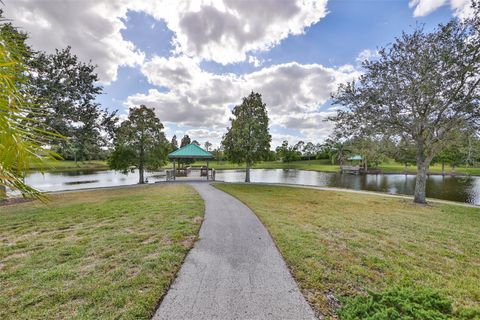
[20,169,480,205]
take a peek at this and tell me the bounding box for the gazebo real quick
[167,143,214,181]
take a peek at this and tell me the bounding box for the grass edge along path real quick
[0,184,204,319]
[214,183,480,319]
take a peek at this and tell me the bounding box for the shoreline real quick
[29,165,480,178]
[3,180,479,208]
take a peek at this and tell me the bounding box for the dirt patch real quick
[181,235,196,249]
[0,197,34,207]
[192,216,203,224]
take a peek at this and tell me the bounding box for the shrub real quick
[338,287,453,320]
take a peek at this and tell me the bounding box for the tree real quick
[331,5,480,203]
[192,140,200,146]
[180,135,191,147]
[0,13,57,199]
[170,135,178,151]
[29,47,116,161]
[324,138,350,165]
[393,139,417,174]
[276,140,301,162]
[109,105,168,184]
[303,142,317,160]
[204,141,212,151]
[222,91,271,182]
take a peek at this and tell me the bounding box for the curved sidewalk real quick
[152,183,316,320]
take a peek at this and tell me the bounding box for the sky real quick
[5,0,473,148]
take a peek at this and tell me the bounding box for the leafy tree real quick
[276,140,301,162]
[324,138,350,165]
[348,137,389,171]
[0,14,57,199]
[303,142,317,160]
[331,5,480,203]
[29,47,116,161]
[222,92,271,182]
[180,135,191,147]
[393,139,417,173]
[109,105,168,184]
[170,135,178,151]
[204,141,212,151]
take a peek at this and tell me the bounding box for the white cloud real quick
[144,0,329,65]
[5,0,328,82]
[409,0,473,18]
[127,56,361,145]
[356,49,379,64]
[6,0,145,83]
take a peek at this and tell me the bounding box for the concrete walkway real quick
[152,183,316,320]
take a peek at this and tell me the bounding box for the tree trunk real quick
[0,185,6,200]
[404,163,407,175]
[414,161,428,204]
[139,165,145,184]
[245,163,251,183]
[139,145,145,184]
[441,161,445,176]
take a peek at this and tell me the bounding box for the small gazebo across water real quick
[167,143,215,181]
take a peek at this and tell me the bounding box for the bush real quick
[338,287,453,320]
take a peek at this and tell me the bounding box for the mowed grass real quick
[214,184,480,318]
[0,184,204,319]
[193,159,340,172]
[29,159,109,172]
[194,159,480,175]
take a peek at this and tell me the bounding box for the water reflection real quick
[19,169,480,205]
[215,169,480,205]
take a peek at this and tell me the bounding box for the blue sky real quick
[7,0,467,147]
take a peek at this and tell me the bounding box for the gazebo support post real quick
[206,159,209,181]
[173,159,176,181]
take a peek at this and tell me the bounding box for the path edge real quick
[149,184,207,319]
[211,183,322,319]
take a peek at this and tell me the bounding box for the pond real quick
[20,169,480,205]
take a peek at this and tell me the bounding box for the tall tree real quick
[29,47,116,160]
[170,135,178,151]
[331,5,480,203]
[222,92,271,182]
[109,105,168,184]
[276,140,301,162]
[0,14,57,199]
[180,135,191,147]
[303,142,317,160]
[204,141,212,151]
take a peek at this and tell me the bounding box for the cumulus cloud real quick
[127,56,360,145]
[5,0,328,82]
[356,49,379,64]
[160,0,328,64]
[6,0,145,83]
[409,0,473,18]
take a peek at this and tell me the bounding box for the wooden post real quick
[173,159,176,181]
[206,159,209,181]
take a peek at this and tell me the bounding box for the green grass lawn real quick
[214,184,480,318]
[193,159,340,172]
[0,184,204,319]
[194,159,480,176]
[30,159,109,172]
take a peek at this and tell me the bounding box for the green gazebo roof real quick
[168,143,213,159]
[347,155,363,161]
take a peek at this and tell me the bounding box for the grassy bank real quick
[29,159,109,172]
[0,185,204,319]
[215,184,480,318]
[196,159,480,176]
